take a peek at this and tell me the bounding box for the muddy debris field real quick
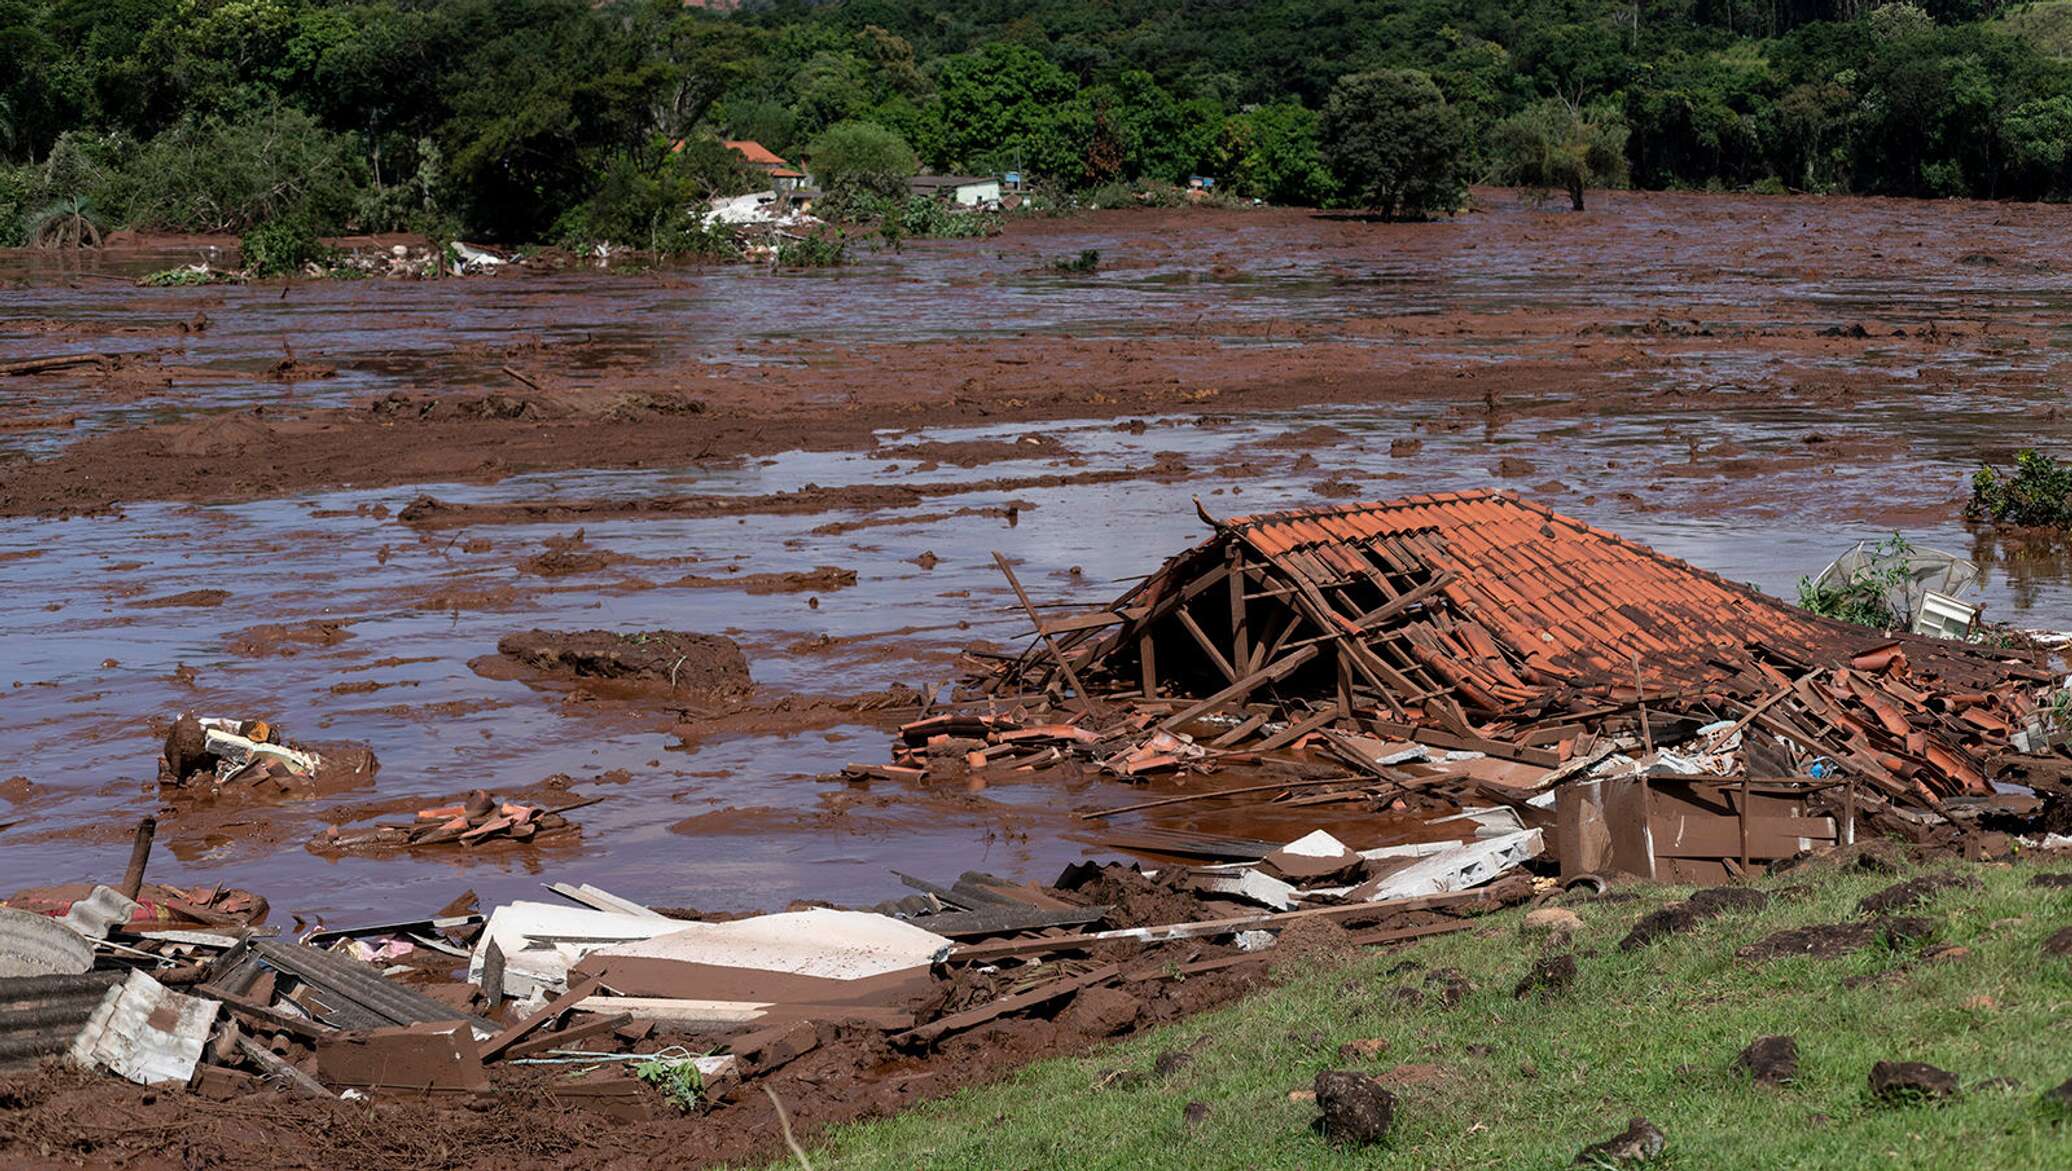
[6,190,2072,1166]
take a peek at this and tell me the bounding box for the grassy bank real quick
[778,854,2072,1169]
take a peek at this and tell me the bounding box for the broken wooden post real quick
[119,816,156,901]
[992,551,1099,713]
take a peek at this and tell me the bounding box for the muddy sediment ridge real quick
[5,190,2072,926]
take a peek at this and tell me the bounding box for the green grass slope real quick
[777,854,2072,1169]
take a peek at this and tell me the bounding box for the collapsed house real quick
[911,491,2065,882]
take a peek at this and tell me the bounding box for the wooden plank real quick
[992,552,1099,711]
[1175,606,1240,684]
[1366,720,1562,768]
[1253,701,1347,753]
[904,904,1109,938]
[1076,774,1364,820]
[1155,644,1319,733]
[1652,815,1837,860]
[479,975,602,1062]
[1138,630,1158,700]
[1207,711,1269,748]
[502,1012,633,1060]
[948,882,1529,963]
[1035,610,1123,636]
[894,964,1123,1047]
[1228,545,1250,668]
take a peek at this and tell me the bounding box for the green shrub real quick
[809,120,918,201]
[653,218,741,261]
[775,231,846,267]
[896,196,995,238]
[240,219,331,277]
[0,165,35,247]
[1966,449,2072,528]
[1053,248,1100,273]
[1796,533,1912,628]
[98,109,367,234]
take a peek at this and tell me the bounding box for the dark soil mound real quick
[494,629,751,693]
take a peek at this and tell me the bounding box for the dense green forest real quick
[6,0,2072,244]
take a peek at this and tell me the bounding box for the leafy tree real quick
[1319,69,1469,220]
[1494,97,1630,210]
[807,119,917,200]
[1219,101,1333,205]
[931,42,1081,178]
[97,106,366,232]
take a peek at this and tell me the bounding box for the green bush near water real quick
[1966,449,2072,528]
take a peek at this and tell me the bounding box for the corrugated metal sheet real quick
[0,971,125,1073]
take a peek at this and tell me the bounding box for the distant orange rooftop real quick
[724,140,787,168]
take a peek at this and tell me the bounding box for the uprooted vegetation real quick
[795,855,2072,1169]
[1966,449,2072,529]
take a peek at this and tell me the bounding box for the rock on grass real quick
[1575,1117,1666,1165]
[1856,873,1980,915]
[1314,1069,1395,1145]
[1736,1035,1799,1086]
[1514,953,1577,999]
[1870,1060,1960,1105]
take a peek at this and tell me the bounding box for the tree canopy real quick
[5,0,2072,243]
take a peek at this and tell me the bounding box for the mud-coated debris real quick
[1423,967,1472,1006]
[2042,926,2072,957]
[1921,944,1970,963]
[2043,1077,2072,1110]
[1736,1035,1799,1086]
[1337,1037,1388,1061]
[1153,1038,1207,1078]
[1972,1076,2023,1094]
[1390,985,1425,1007]
[1182,1101,1211,1128]
[1575,1116,1666,1165]
[1856,873,1980,915]
[2027,872,2072,889]
[1313,1069,1395,1145]
[1060,985,1143,1037]
[1619,904,1699,951]
[1870,1060,1960,1104]
[1523,907,1582,935]
[161,715,210,780]
[493,629,751,693]
[1737,915,1935,962]
[1514,953,1577,999]
[1877,916,1938,946]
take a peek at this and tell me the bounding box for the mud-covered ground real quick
[6,189,2072,925]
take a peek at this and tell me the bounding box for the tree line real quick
[3,0,2071,244]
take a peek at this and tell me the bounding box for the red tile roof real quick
[724,140,788,168]
[1050,490,2053,801]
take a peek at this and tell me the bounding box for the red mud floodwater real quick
[6,189,2072,925]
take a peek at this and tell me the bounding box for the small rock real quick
[1972,1076,2024,1094]
[2043,926,2072,957]
[1575,1117,1666,1165]
[1736,1035,1799,1086]
[1060,986,1144,1038]
[1519,1059,1539,1078]
[1857,873,1979,916]
[1337,1037,1389,1061]
[1619,904,1700,951]
[1870,1060,1961,1104]
[1523,907,1583,935]
[1514,953,1577,999]
[1423,967,1472,1006]
[1182,1101,1210,1128]
[1314,1069,1395,1145]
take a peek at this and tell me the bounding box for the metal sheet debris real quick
[68,970,219,1087]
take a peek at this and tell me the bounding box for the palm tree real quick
[26,195,104,249]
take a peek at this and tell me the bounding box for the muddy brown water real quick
[6,190,2072,925]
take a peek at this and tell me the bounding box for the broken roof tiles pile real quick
[988,491,2058,811]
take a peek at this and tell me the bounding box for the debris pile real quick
[159,713,377,796]
[313,789,593,854]
[910,492,2067,882]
